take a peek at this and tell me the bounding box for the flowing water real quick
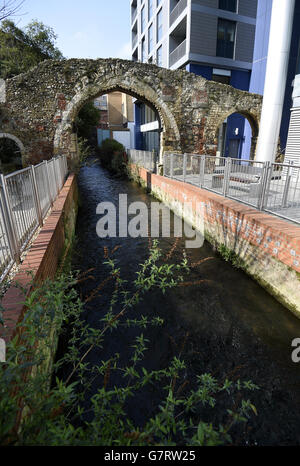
[69,159,300,445]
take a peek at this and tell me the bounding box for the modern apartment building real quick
[131,0,258,156]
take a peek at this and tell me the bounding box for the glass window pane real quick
[157,9,162,42]
[219,0,237,13]
[148,0,153,19]
[148,24,153,53]
[142,37,146,62]
[216,19,236,59]
[141,6,146,33]
[157,45,162,66]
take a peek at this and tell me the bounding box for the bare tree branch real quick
[0,0,25,21]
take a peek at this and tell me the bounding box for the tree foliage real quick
[0,19,63,78]
[74,102,101,140]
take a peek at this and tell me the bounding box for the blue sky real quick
[17,0,131,59]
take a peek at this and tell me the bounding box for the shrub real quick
[97,138,126,174]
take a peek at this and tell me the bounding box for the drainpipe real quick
[255,0,295,163]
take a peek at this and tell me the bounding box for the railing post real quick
[183,153,187,183]
[258,161,272,210]
[46,161,54,206]
[31,165,43,227]
[170,154,174,179]
[64,155,68,177]
[223,157,231,196]
[152,149,156,173]
[199,155,205,188]
[281,162,293,208]
[0,174,20,263]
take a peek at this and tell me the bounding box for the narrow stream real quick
[71,159,300,445]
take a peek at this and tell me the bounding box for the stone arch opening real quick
[85,88,162,155]
[0,133,24,173]
[54,79,180,164]
[215,110,259,160]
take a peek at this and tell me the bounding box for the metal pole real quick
[170,154,174,179]
[223,157,231,196]
[282,163,292,208]
[258,161,272,210]
[46,161,54,206]
[0,174,20,263]
[199,155,205,188]
[183,153,187,183]
[255,0,295,163]
[31,165,43,227]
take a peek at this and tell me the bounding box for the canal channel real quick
[70,159,300,445]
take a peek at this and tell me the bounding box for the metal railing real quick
[170,0,187,25]
[163,153,300,225]
[169,39,187,67]
[128,149,158,173]
[0,155,68,281]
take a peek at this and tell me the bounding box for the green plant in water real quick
[0,241,258,446]
[217,244,245,269]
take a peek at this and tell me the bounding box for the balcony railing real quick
[169,39,187,67]
[170,0,187,26]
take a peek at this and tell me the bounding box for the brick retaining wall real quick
[131,165,300,317]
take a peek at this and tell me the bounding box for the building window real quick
[141,5,146,33]
[216,18,236,59]
[212,68,231,84]
[157,8,163,42]
[148,24,153,53]
[157,0,162,6]
[219,0,237,12]
[148,0,153,19]
[212,74,230,84]
[141,37,146,62]
[94,95,108,110]
[157,45,162,66]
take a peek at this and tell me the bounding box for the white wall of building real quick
[113,131,131,150]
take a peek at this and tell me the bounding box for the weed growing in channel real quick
[0,240,258,446]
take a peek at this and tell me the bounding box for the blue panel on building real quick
[97,129,110,146]
[230,70,250,91]
[186,63,212,80]
[134,103,143,150]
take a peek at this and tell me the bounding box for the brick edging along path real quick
[0,174,77,343]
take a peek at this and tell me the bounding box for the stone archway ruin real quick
[0,58,262,165]
[0,132,25,156]
[213,108,259,160]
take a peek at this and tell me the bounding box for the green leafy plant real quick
[0,241,258,446]
[0,19,63,79]
[74,102,101,140]
[97,138,126,175]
